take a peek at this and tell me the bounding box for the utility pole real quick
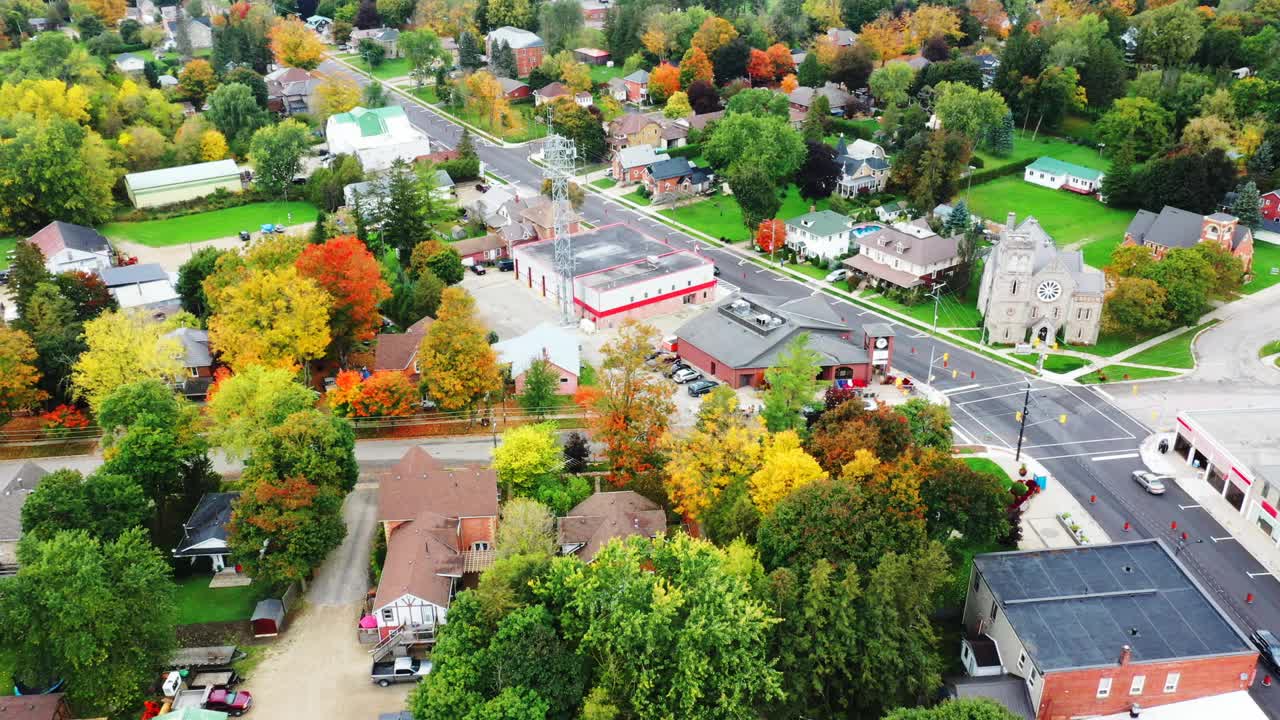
[930,285,942,333]
[1015,381,1031,463]
[542,117,577,326]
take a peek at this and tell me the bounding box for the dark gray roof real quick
[974,540,1252,672]
[174,492,239,556]
[29,220,113,256]
[1125,206,1205,250]
[99,263,169,287]
[947,676,1034,720]
[676,293,870,369]
[165,327,212,368]
[0,462,48,541]
[647,157,698,180]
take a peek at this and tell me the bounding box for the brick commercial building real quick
[1172,408,1280,545]
[675,294,896,389]
[486,27,545,78]
[959,540,1257,720]
[512,223,715,329]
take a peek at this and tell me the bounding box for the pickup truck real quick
[371,657,432,687]
[188,669,240,690]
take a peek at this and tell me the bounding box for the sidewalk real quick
[1140,431,1280,579]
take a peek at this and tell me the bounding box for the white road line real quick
[956,390,1033,405]
[951,402,1013,450]
[1090,452,1140,461]
[1064,385,1136,439]
[951,423,977,445]
[1211,536,1239,543]
[1037,451,1121,460]
[945,380,1034,397]
[1178,504,1203,510]
[942,384,982,395]
[1248,571,1275,578]
[1021,436,1138,449]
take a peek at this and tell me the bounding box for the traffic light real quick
[1015,411,1023,422]
[1059,414,1067,424]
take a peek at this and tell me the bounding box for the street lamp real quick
[1175,537,1204,556]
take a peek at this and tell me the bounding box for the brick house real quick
[612,144,668,183]
[518,197,582,240]
[486,27,545,78]
[454,233,508,266]
[676,294,895,389]
[959,540,1257,720]
[608,112,663,150]
[1122,206,1254,274]
[1260,188,1279,232]
[642,157,712,202]
[621,69,649,103]
[373,316,434,381]
[493,322,580,395]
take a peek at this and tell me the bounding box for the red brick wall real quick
[678,338,871,388]
[1263,193,1279,220]
[459,516,496,550]
[625,80,644,102]
[514,47,544,78]
[1037,654,1257,720]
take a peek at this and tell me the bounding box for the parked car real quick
[203,688,253,716]
[469,263,487,275]
[371,656,433,687]
[687,379,719,397]
[1130,470,1168,495]
[712,264,721,276]
[672,367,701,383]
[497,258,514,271]
[825,268,850,283]
[1252,630,1280,672]
[665,361,691,378]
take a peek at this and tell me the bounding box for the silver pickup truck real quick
[370,657,432,687]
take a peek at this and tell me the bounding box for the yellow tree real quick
[802,0,843,30]
[968,0,1009,33]
[859,13,908,65]
[207,266,332,372]
[680,46,714,87]
[812,35,839,66]
[269,17,326,70]
[0,80,91,124]
[417,287,501,412]
[0,325,46,421]
[464,71,514,133]
[642,28,670,59]
[560,61,593,93]
[199,129,228,161]
[71,311,183,411]
[780,74,799,94]
[664,91,692,118]
[177,59,218,105]
[85,0,126,24]
[691,16,738,56]
[414,0,478,37]
[664,386,764,521]
[314,75,362,120]
[748,430,827,514]
[909,6,963,43]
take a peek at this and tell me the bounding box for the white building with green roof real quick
[1023,156,1105,196]
[123,159,242,209]
[325,105,432,172]
[784,209,859,261]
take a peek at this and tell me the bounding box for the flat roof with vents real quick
[974,540,1252,671]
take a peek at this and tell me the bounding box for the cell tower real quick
[542,127,577,325]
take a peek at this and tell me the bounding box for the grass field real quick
[1058,115,1098,144]
[660,187,829,243]
[1244,240,1280,294]
[174,576,260,625]
[973,132,1107,173]
[590,64,628,84]
[864,290,983,329]
[962,456,1015,490]
[1062,332,1151,357]
[101,202,319,247]
[449,104,549,143]
[1079,364,1181,384]
[1010,353,1089,373]
[1123,319,1218,369]
[0,237,15,270]
[591,177,618,189]
[952,328,984,343]
[350,56,413,80]
[962,176,1133,250]
[624,188,651,206]
[409,85,442,104]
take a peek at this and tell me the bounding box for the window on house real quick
[560,376,569,383]
[1017,651,1027,672]
[382,608,394,622]
[1130,676,1145,696]
[1164,673,1179,692]
[188,367,199,378]
[471,541,490,551]
[1097,678,1112,698]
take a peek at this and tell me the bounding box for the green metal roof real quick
[1026,156,1104,181]
[124,159,240,192]
[329,106,408,138]
[786,209,853,237]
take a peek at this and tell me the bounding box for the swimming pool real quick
[852,223,884,237]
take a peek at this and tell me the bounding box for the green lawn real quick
[1079,364,1181,384]
[1058,115,1098,144]
[448,104,549,143]
[589,64,628,84]
[962,456,1015,490]
[1244,240,1280,294]
[174,576,261,625]
[1010,353,1089,373]
[354,56,413,80]
[0,647,12,696]
[101,201,319,247]
[1123,320,1218,369]
[961,175,1133,250]
[973,132,1107,173]
[591,177,618,190]
[660,186,829,243]
[1063,332,1150,358]
[1259,340,1280,358]
[864,290,984,329]
[410,85,442,104]
[623,188,651,206]
[0,237,15,270]
[952,328,984,343]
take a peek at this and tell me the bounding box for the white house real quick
[784,209,858,261]
[99,263,181,319]
[115,53,145,74]
[27,221,115,274]
[494,322,581,395]
[1023,157,1105,195]
[844,219,963,290]
[325,106,432,172]
[173,492,238,572]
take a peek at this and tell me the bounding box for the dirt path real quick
[114,222,317,272]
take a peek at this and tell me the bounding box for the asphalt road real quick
[323,59,1280,716]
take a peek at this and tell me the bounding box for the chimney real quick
[1119,645,1132,666]
[1006,212,1016,229]
[810,205,816,213]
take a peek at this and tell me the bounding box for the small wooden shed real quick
[251,599,285,638]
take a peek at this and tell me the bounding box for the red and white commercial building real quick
[1173,408,1280,545]
[511,223,715,330]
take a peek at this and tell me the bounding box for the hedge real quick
[828,118,874,140]
[965,157,1035,188]
[111,188,265,223]
[665,143,702,159]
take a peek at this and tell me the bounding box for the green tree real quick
[797,52,826,87]
[981,111,1014,156]
[884,698,1023,720]
[933,81,1008,140]
[493,422,563,495]
[1136,2,1205,71]
[204,82,270,151]
[1017,65,1083,131]
[383,159,432,265]
[1,529,177,719]
[359,38,387,68]
[725,87,790,117]
[7,240,50,317]
[176,246,227,319]
[518,358,560,418]
[1191,241,1246,300]
[0,118,115,234]
[495,497,557,558]
[918,451,1009,543]
[307,153,366,212]
[801,95,830,142]
[538,0,584,53]
[400,28,448,85]
[492,40,517,77]
[897,398,952,451]
[245,409,359,492]
[458,30,484,70]
[869,61,915,107]
[227,474,346,590]
[206,365,319,459]
[22,283,85,403]
[704,112,805,183]
[1101,141,1139,208]
[1231,181,1262,231]
[20,469,150,543]
[1102,276,1169,336]
[761,333,822,432]
[249,118,311,199]
[549,99,606,165]
[1140,247,1214,327]
[727,164,782,232]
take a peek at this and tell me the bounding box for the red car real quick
[205,688,253,716]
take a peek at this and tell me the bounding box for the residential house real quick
[518,197,582,240]
[534,81,570,106]
[372,447,499,640]
[27,221,115,274]
[657,120,688,150]
[876,201,907,223]
[575,91,593,107]
[374,316,434,381]
[351,27,401,57]
[325,106,432,172]
[834,136,890,195]
[575,47,610,65]
[621,69,649,103]
[471,185,520,228]
[454,234,509,267]
[165,327,215,398]
[684,110,724,132]
[0,694,73,720]
[165,16,213,50]
[265,67,321,116]
[115,52,145,73]
[788,82,851,116]
[826,27,857,47]
[608,112,663,150]
[958,540,1257,720]
[676,294,896,388]
[1023,157,1105,196]
[305,15,332,31]
[844,219,963,290]
[580,0,609,24]
[612,144,668,183]
[974,53,1000,88]
[1123,206,1255,274]
[903,54,931,71]
[784,209,858,261]
[173,492,240,572]
[486,27,545,77]
[643,157,712,202]
[1257,188,1279,232]
[494,322,581,395]
[558,491,666,561]
[99,263,182,319]
[124,159,242,209]
[498,76,530,100]
[0,462,48,571]
[606,77,628,102]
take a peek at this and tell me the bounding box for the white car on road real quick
[1131,470,1169,495]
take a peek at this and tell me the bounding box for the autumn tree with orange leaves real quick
[327,370,419,417]
[648,62,681,103]
[295,235,391,360]
[680,46,714,88]
[691,16,738,56]
[805,399,913,475]
[417,287,501,413]
[755,219,787,254]
[780,73,799,94]
[0,325,46,421]
[747,49,774,84]
[859,13,908,65]
[766,43,795,79]
[269,16,326,70]
[580,320,675,502]
[227,473,347,588]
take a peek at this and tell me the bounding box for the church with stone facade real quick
[977,213,1106,346]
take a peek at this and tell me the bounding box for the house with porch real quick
[642,157,712,202]
[493,322,581,395]
[265,67,322,116]
[1123,206,1255,274]
[1023,157,1104,196]
[612,144,668,183]
[844,219,962,290]
[834,136,890,196]
[784,209,858,261]
[173,492,239,573]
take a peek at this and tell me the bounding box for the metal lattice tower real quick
[542,128,577,325]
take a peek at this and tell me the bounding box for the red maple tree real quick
[747,49,774,84]
[755,219,786,254]
[327,369,418,417]
[295,236,391,354]
[648,63,681,101]
[765,43,794,79]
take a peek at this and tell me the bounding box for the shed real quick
[124,159,242,209]
[251,599,285,637]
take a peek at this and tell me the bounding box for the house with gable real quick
[845,219,963,290]
[1262,187,1280,232]
[494,322,581,395]
[612,144,668,183]
[608,112,664,150]
[558,491,667,561]
[642,157,712,202]
[265,67,322,116]
[165,326,215,398]
[27,221,115,274]
[173,492,239,573]
[372,447,499,642]
[374,316,434,382]
[833,136,890,196]
[0,462,48,571]
[1023,157,1104,196]
[784,209,858,261]
[165,15,213,50]
[1122,206,1255,274]
[534,81,570,106]
[621,69,649,103]
[115,53,145,74]
[788,83,851,116]
[486,27,545,77]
